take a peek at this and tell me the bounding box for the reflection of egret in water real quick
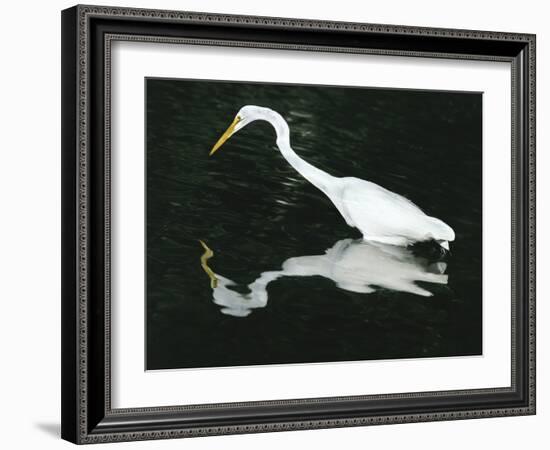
[199,239,449,318]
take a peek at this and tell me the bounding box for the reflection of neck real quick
[247,270,281,306]
[261,110,338,195]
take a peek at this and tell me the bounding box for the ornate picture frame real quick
[61,4,535,444]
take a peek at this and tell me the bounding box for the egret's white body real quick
[211,105,455,249]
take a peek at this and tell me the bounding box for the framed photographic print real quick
[61,4,536,444]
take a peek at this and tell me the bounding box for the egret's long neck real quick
[262,110,337,195]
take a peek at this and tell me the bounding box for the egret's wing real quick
[339,178,429,240]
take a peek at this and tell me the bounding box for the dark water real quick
[146,78,482,370]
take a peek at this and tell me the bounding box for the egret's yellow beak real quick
[210,116,241,156]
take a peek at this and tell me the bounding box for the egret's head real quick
[210,106,268,156]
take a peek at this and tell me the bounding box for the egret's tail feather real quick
[428,217,455,242]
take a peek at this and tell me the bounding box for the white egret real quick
[199,239,449,317]
[211,105,455,249]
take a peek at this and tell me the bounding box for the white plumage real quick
[211,105,455,250]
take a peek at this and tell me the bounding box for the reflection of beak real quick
[199,240,218,288]
[210,116,241,156]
